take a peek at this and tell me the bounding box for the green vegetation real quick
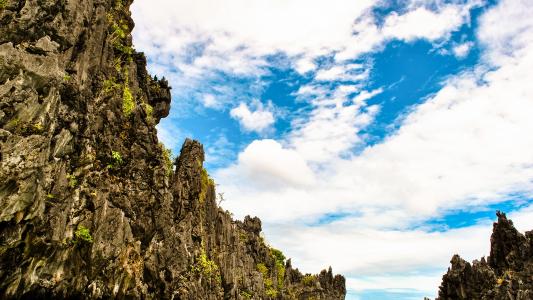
[0,0,7,10]
[142,102,153,119]
[111,22,127,40]
[159,143,173,176]
[6,117,19,130]
[257,263,268,277]
[271,248,286,264]
[103,77,121,93]
[107,150,123,169]
[240,290,252,299]
[74,225,93,244]
[31,122,44,133]
[63,74,71,81]
[199,166,215,203]
[112,150,123,164]
[269,248,286,289]
[122,85,135,116]
[257,263,279,297]
[265,287,278,298]
[191,248,221,283]
[66,174,78,188]
[114,43,134,56]
[302,275,315,286]
[113,57,122,73]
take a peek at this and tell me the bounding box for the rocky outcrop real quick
[437,212,533,300]
[0,0,345,299]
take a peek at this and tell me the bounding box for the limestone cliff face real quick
[437,212,533,300]
[0,0,346,299]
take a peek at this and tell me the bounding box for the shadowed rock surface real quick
[437,212,533,300]
[0,0,345,299]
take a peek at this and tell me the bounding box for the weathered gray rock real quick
[437,212,533,300]
[0,0,345,299]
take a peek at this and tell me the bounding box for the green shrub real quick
[0,0,7,10]
[159,144,173,176]
[193,249,219,280]
[270,248,286,288]
[107,150,123,169]
[265,287,278,298]
[142,102,153,119]
[271,248,285,265]
[103,78,120,93]
[302,275,315,286]
[240,290,252,299]
[66,174,78,188]
[74,225,93,244]
[122,85,135,116]
[112,150,123,164]
[257,263,268,277]
[199,167,214,203]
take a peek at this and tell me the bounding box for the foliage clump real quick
[302,275,316,286]
[0,0,7,10]
[66,174,78,188]
[103,77,120,93]
[199,166,215,203]
[108,150,123,169]
[142,102,153,119]
[257,263,279,297]
[257,263,268,277]
[240,290,252,299]
[74,225,93,244]
[191,248,221,283]
[159,143,173,176]
[122,86,135,116]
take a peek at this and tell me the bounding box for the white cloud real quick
[382,6,468,42]
[314,64,365,81]
[200,94,220,109]
[452,41,474,58]
[294,57,317,74]
[287,83,380,163]
[335,1,480,61]
[230,100,276,133]
[223,140,316,188]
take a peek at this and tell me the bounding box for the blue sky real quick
[131,0,533,298]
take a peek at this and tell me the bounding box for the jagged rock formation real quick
[437,212,533,300]
[0,0,345,299]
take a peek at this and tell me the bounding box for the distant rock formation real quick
[437,211,533,299]
[0,0,345,299]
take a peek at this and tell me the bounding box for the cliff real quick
[0,0,346,299]
[437,212,533,300]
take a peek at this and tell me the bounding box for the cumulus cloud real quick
[230,100,276,133]
[221,140,316,188]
